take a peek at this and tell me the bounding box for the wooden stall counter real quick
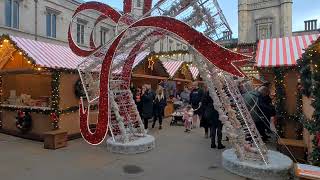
[278,138,307,163]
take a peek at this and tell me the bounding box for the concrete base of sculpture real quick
[106,135,155,154]
[222,149,293,180]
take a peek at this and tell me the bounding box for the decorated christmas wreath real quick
[74,79,86,99]
[16,110,32,133]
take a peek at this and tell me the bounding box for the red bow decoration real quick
[316,132,320,147]
[50,112,58,122]
[17,110,25,118]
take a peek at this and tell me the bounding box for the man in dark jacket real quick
[189,82,204,128]
[141,84,155,130]
[244,86,275,141]
[202,91,225,149]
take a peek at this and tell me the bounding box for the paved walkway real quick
[0,119,245,180]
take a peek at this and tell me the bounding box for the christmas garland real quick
[51,71,61,130]
[298,37,320,166]
[273,67,287,138]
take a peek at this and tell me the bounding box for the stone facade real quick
[238,0,293,43]
[0,0,116,47]
[0,0,192,60]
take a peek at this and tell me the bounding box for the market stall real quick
[0,35,99,140]
[131,51,203,117]
[298,36,320,166]
[255,34,320,163]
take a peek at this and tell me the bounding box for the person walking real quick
[141,84,155,131]
[189,82,204,128]
[202,90,225,149]
[152,87,167,130]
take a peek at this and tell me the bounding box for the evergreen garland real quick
[51,71,61,130]
[298,37,320,166]
[298,50,313,97]
[273,67,287,138]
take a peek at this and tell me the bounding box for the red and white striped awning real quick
[112,51,150,74]
[161,60,184,78]
[9,35,85,69]
[256,34,320,67]
[188,65,199,80]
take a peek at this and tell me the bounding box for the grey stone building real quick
[0,0,116,47]
[238,0,293,44]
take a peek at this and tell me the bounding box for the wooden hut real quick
[255,34,320,162]
[0,35,99,140]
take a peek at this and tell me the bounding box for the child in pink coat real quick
[183,105,194,132]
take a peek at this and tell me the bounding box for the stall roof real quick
[3,35,150,71]
[256,34,320,67]
[7,35,85,69]
[160,60,184,78]
[188,65,199,80]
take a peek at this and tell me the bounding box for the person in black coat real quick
[152,87,167,130]
[189,82,204,128]
[202,91,225,149]
[141,84,155,130]
[133,87,143,116]
[200,86,210,138]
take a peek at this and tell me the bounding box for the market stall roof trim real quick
[188,65,199,80]
[2,35,85,70]
[112,50,150,74]
[160,60,184,78]
[256,34,320,67]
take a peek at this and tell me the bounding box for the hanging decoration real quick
[181,63,188,76]
[50,112,59,130]
[15,110,32,133]
[147,56,155,70]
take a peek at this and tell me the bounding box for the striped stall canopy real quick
[112,51,150,74]
[10,36,85,69]
[161,60,184,78]
[188,65,199,80]
[256,34,320,67]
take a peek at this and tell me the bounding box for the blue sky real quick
[85,0,320,37]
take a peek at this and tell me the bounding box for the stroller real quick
[170,100,187,126]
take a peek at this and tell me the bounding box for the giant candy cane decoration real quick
[69,2,250,145]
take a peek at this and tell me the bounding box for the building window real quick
[100,28,109,46]
[257,24,272,40]
[46,12,57,38]
[182,45,188,50]
[5,0,19,29]
[136,0,141,7]
[255,18,273,40]
[77,23,85,45]
[169,39,174,51]
[160,39,164,51]
[176,43,181,50]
